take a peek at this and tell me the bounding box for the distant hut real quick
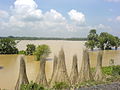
[70,55,78,84]
[51,48,70,85]
[36,58,48,87]
[15,55,29,90]
[50,55,58,83]
[78,49,92,83]
[94,51,104,81]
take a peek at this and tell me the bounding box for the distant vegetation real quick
[0,36,87,41]
[85,29,120,50]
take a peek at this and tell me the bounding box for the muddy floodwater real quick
[0,40,120,90]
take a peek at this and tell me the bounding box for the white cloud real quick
[44,9,66,22]
[94,24,112,31]
[14,0,37,14]
[116,16,120,22]
[12,0,43,22]
[0,0,112,37]
[0,10,9,19]
[68,9,86,24]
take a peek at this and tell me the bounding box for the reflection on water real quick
[0,40,120,90]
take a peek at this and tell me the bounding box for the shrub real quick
[52,82,70,90]
[20,81,45,90]
[19,50,26,55]
[0,38,18,54]
[91,65,120,76]
[102,66,113,75]
[34,44,51,61]
[112,65,120,76]
[26,44,36,55]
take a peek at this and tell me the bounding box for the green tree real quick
[97,32,116,50]
[85,29,98,50]
[114,36,120,50]
[97,32,108,50]
[26,44,36,55]
[0,38,18,54]
[88,29,98,40]
[34,44,51,61]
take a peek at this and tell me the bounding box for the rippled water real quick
[0,40,120,90]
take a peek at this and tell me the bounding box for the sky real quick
[0,0,120,37]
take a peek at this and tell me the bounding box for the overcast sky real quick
[0,0,120,37]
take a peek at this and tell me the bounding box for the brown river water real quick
[0,40,120,90]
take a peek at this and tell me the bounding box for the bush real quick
[102,65,120,76]
[26,44,36,55]
[91,65,120,76]
[19,50,26,55]
[34,44,51,61]
[20,81,45,90]
[0,38,18,54]
[102,66,113,75]
[112,65,120,76]
[52,82,70,90]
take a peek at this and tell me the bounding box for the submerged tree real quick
[78,49,92,82]
[15,55,29,90]
[35,45,51,87]
[50,48,70,85]
[94,51,104,81]
[70,55,78,84]
[50,55,58,83]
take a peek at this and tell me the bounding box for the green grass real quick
[76,80,110,88]
[52,82,70,90]
[20,81,45,90]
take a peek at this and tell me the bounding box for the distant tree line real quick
[85,29,120,50]
[0,36,87,41]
